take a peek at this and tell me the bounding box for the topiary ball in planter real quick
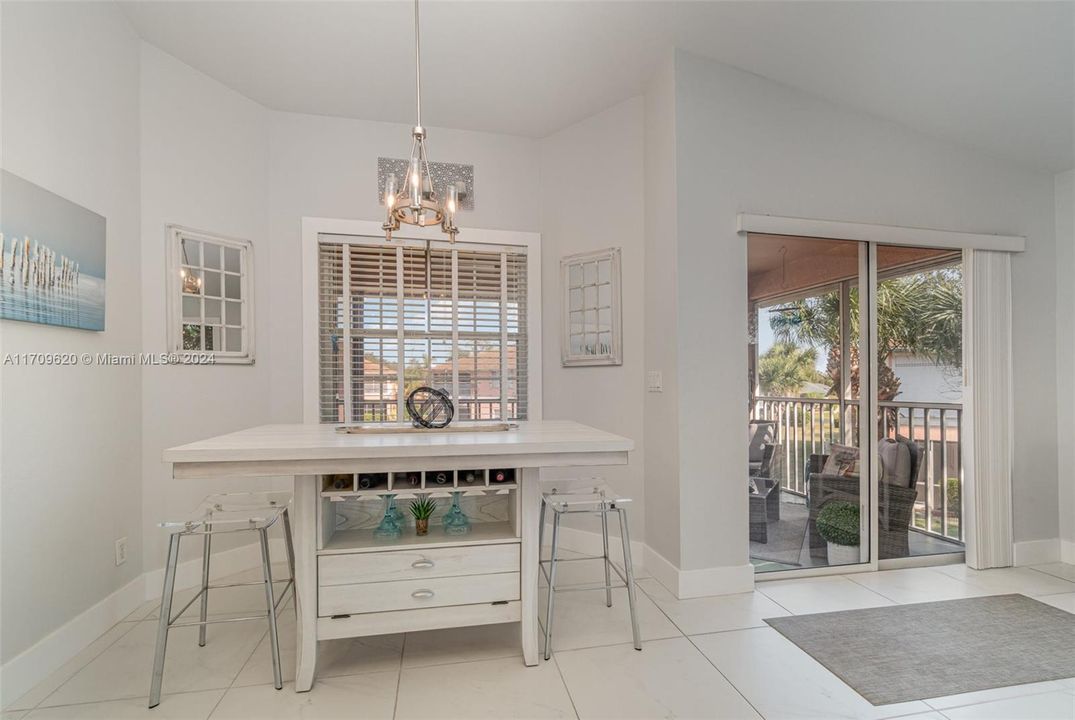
[817,500,859,565]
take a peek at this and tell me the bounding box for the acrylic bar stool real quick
[149,491,295,709]
[538,479,641,660]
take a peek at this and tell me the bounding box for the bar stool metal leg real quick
[617,507,642,651]
[258,528,284,690]
[198,522,212,647]
[600,506,612,608]
[281,508,297,618]
[543,510,562,661]
[149,533,182,708]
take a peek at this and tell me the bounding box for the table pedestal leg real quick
[520,468,540,666]
[293,475,319,691]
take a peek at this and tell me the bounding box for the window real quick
[318,238,528,424]
[167,226,254,363]
[561,247,621,366]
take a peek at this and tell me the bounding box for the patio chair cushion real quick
[748,421,775,463]
[821,443,860,477]
[896,435,921,489]
[879,438,912,487]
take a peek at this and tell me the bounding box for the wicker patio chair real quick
[807,447,918,560]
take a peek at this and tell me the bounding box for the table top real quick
[164,420,633,464]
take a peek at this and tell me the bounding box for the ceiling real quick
[748,234,961,302]
[119,1,1074,173]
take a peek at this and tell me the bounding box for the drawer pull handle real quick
[411,560,435,569]
[411,589,435,599]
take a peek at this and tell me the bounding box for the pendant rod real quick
[413,0,422,129]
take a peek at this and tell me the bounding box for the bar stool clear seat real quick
[159,490,293,531]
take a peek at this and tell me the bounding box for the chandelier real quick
[382,0,459,243]
[180,243,202,294]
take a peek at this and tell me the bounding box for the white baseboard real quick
[2,538,284,707]
[0,575,144,707]
[642,545,754,599]
[1012,538,1061,566]
[1061,539,1075,564]
[642,545,680,595]
[550,525,646,570]
[677,563,755,598]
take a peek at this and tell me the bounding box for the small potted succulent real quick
[816,501,860,565]
[409,496,437,536]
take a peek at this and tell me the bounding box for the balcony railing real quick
[347,399,520,423]
[752,396,963,543]
[884,401,963,542]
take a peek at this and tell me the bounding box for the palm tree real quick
[758,343,823,396]
[768,268,962,402]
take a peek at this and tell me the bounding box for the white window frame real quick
[165,225,255,364]
[560,247,623,367]
[301,217,542,424]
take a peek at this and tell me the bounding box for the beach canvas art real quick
[0,170,106,331]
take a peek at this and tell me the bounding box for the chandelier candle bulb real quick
[384,175,397,210]
[446,184,458,217]
[409,156,422,210]
[382,174,398,239]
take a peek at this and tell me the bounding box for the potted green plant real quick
[816,501,860,565]
[409,496,437,536]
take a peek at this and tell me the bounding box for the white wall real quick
[267,112,542,424]
[670,50,1058,583]
[538,97,646,542]
[642,57,682,568]
[139,44,279,570]
[0,0,142,668]
[1056,169,1075,561]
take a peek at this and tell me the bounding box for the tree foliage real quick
[758,343,824,396]
[767,268,962,401]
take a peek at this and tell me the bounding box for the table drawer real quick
[319,543,519,586]
[318,572,520,616]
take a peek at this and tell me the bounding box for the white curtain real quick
[963,249,1014,569]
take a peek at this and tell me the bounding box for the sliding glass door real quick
[748,234,872,573]
[747,236,968,575]
[873,245,965,563]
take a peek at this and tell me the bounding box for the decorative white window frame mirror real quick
[165,225,255,364]
[560,247,622,367]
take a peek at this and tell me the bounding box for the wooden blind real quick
[318,243,345,422]
[318,239,528,424]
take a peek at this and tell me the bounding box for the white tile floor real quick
[4,561,1074,720]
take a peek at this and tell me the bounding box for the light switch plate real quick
[646,371,663,392]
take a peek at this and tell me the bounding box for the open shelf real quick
[319,467,518,499]
[321,484,518,500]
[319,521,517,555]
[321,473,355,496]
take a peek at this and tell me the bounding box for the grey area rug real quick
[765,594,1075,706]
